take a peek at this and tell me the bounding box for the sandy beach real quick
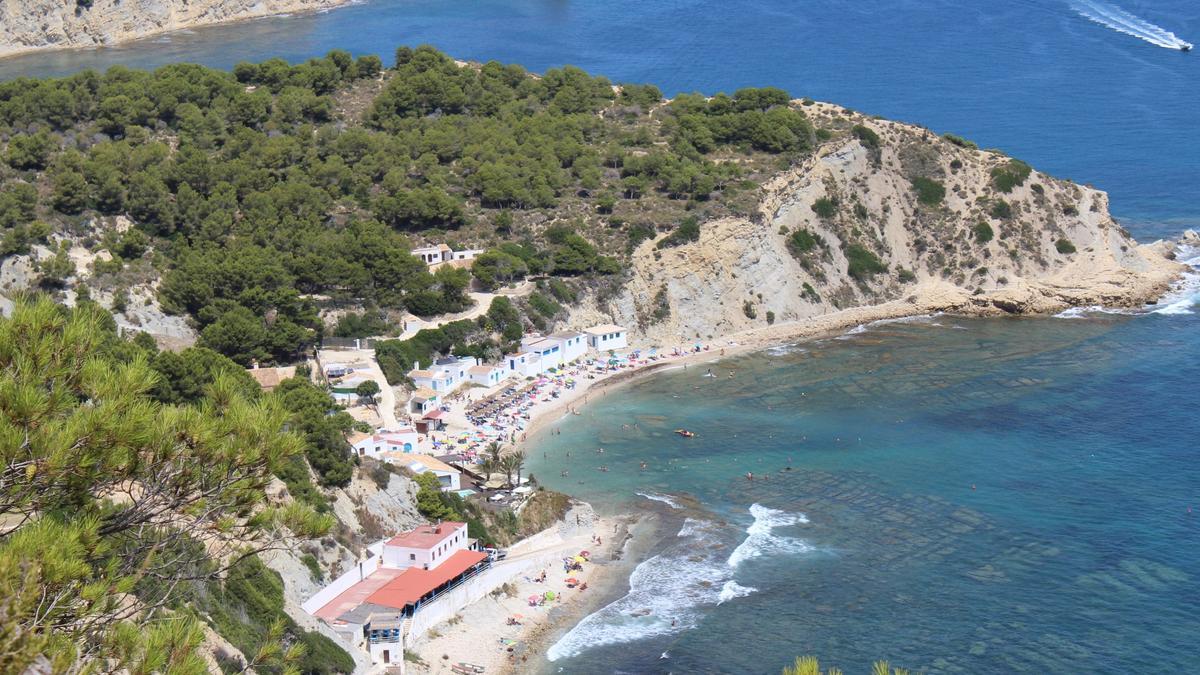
[404,267,1191,672]
[408,505,633,674]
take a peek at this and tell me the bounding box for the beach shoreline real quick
[0,0,353,61]
[406,506,641,674]
[411,263,1195,671]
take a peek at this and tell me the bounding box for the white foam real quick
[676,517,709,539]
[1071,0,1192,50]
[546,549,728,660]
[1149,244,1200,315]
[717,580,757,605]
[548,506,809,661]
[637,492,684,509]
[727,504,810,568]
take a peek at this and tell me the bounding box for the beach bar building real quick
[303,523,488,669]
[585,324,628,352]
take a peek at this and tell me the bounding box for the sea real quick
[5,1,1198,672]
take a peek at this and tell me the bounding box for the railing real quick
[409,560,492,614]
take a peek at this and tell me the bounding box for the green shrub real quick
[301,553,324,582]
[991,199,1013,219]
[656,216,700,249]
[898,268,916,283]
[845,244,886,280]
[973,221,994,243]
[742,300,757,319]
[991,160,1032,193]
[528,291,563,318]
[851,124,880,149]
[765,310,775,325]
[910,177,945,206]
[811,197,838,219]
[1055,238,1076,254]
[801,282,820,302]
[942,133,977,149]
[788,228,820,254]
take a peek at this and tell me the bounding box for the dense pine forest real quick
[1,45,817,366]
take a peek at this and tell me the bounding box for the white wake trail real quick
[1071,0,1192,50]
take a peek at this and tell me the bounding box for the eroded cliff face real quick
[0,0,347,57]
[576,102,1183,344]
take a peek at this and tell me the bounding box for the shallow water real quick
[526,300,1200,673]
[2,0,1198,231]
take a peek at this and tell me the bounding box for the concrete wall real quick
[301,555,381,615]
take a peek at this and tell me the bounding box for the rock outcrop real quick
[577,102,1185,344]
[0,0,348,57]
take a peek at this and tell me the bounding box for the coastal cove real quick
[1,0,1197,671]
[521,283,1200,673]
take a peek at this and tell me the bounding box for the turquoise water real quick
[1,0,1197,229]
[526,293,1200,673]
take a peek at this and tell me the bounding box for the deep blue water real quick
[5,1,1198,672]
[0,0,1197,232]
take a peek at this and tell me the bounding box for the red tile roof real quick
[386,523,465,550]
[364,550,487,609]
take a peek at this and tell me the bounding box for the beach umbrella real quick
[574,555,586,563]
[544,591,556,600]
[565,578,579,585]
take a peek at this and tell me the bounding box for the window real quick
[409,553,415,561]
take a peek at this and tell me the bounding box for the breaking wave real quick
[1150,246,1200,315]
[637,492,684,509]
[1071,0,1193,50]
[718,580,757,605]
[727,503,811,568]
[548,505,810,661]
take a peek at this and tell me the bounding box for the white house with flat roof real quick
[585,324,628,351]
[412,244,453,266]
[549,330,588,362]
[467,364,507,388]
[521,337,564,371]
[504,352,545,379]
[412,244,486,269]
[349,428,420,458]
[389,453,462,491]
[409,388,440,415]
[407,356,479,394]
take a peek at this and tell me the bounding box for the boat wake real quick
[547,505,809,661]
[1071,0,1193,51]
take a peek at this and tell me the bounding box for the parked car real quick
[484,547,508,562]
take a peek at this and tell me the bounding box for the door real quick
[382,649,390,664]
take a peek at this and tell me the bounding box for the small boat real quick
[675,429,695,438]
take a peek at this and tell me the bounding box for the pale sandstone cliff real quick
[569,102,1186,345]
[0,0,348,57]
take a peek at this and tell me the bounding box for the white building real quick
[549,330,588,362]
[412,244,453,266]
[407,356,479,394]
[521,337,564,371]
[391,453,462,491]
[412,244,486,269]
[467,364,506,388]
[303,522,486,668]
[409,388,440,415]
[504,351,545,379]
[349,428,420,458]
[585,324,628,352]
